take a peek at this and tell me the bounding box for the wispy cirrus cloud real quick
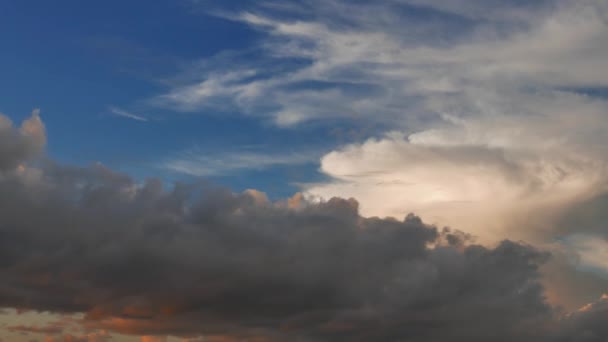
[163,147,319,176]
[108,106,149,122]
[159,0,608,126]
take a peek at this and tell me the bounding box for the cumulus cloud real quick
[158,0,608,258]
[0,112,607,341]
[157,0,608,305]
[160,0,608,227]
[306,90,608,241]
[0,109,45,171]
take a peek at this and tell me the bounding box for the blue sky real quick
[0,0,492,198]
[2,1,608,341]
[0,0,348,198]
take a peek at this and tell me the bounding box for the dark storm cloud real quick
[0,113,607,342]
[556,193,608,239]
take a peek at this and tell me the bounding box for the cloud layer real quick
[156,0,608,244]
[1,112,608,341]
[154,0,608,294]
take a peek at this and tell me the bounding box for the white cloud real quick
[109,106,148,122]
[163,148,318,176]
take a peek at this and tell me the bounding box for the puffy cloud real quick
[306,90,608,241]
[280,0,608,240]
[0,109,45,171]
[0,112,606,341]
[160,0,608,241]
[303,90,608,309]
[159,3,608,304]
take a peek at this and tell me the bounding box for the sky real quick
[1,0,608,341]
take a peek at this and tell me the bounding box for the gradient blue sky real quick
[1,0,351,198]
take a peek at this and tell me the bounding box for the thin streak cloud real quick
[109,106,149,122]
[163,148,319,176]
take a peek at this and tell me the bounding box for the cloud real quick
[158,0,608,308]
[163,148,319,176]
[160,0,608,127]
[557,235,608,278]
[2,2,608,340]
[0,109,45,171]
[45,330,111,342]
[141,336,166,342]
[0,112,608,341]
[558,294,608,341]
[397,0,557,21]
[108,106,148,122]
[160,0,608,266]
[4,316,111,342]
[7,324,64,335]
[305,89,608,241]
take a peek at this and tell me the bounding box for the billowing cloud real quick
[0,112,607,341]
[157,0,608,252]
[157,0,608,307]
[306,89,608,242]
[0,109,45,171]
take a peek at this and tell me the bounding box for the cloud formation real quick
[155,0,608,244]
[154,0,608,299]
[0,109,45,171]
[108,106,149,122]
[0,112,608,341]
[164,148,318,176]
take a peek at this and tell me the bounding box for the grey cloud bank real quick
[1,112,608,341]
